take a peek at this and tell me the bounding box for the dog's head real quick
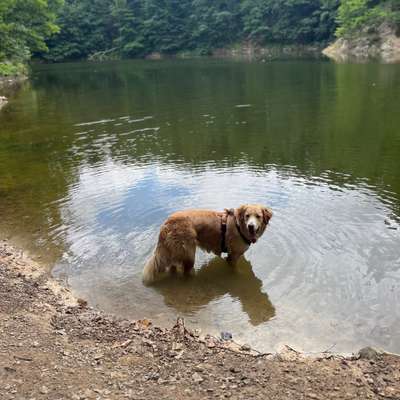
[235,204,272,243]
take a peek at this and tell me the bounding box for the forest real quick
[1,0,400,74]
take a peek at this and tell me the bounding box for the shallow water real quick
[1,59,399,353]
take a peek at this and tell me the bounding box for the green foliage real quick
[188,0,242,53]
[336,0,400,37]
[42,0,115,61]
[0,0,62,70]
[3,0,399,66]
[111,0,146,58]
[0,61,26,76]
[240,0,339,44]
[42,0,340,61]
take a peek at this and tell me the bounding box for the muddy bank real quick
[1,239,400,399]
[323,24,400,63]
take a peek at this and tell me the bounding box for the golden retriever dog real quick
[142,204,272,284]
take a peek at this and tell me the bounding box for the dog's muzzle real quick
[248,224,255,234]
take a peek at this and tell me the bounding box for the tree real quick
[141,0,191,54]
[336,0,400,37]
[44,0,115,61]
[189,0,242,53]
[111,0,146,58]
[241,0,338,44]
[0,0,62,66]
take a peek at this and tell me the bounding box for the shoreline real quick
[1,238,399,399]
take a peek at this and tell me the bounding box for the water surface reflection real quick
[154,257,276,327]
[0,60,399,353]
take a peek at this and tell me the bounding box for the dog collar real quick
[235,223,253,246]
[221,209,253,253]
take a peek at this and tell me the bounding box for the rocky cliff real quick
[323,24,400,63]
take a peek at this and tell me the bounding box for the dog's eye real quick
[245,214,250,219]
[256,215,261,219]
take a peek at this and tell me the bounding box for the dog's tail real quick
[142,253,160,285]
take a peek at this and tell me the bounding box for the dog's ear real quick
[235,205,247,224]
[262,207,273,224]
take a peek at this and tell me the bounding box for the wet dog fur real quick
[142,204,272,284]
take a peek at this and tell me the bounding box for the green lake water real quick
[0,59,399,353]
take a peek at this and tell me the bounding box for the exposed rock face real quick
[323,23,400,63]
[213,42,325,61]
[0,75,27,111]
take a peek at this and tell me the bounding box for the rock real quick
[240,344,251,351]
[174,351,184,359]
[220,332,232,341]
[93,353,103,360]
[83,388,95,399]
[194,364,205,372]
[145,372,159,381]
[358,347,382,360]
[112,339,132,349]
[194,329,201,337]
[40,386,49,394]
[138,319,152,329]
[323,23,400,63]
[77,298,88,308]
[172,342,183,351]
[192,372,204,383]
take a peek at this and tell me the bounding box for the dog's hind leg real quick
[142,254,158,285]
[182,241,196,275]
[183,258,195,274]
[142,251,167,285]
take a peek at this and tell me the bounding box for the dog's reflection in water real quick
[152,257,275,326]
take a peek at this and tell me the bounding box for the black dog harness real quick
[220,209,252,254]
[220,211,229,253]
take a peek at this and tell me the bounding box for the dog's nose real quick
[248,224,255,234]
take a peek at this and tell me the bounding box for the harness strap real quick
[235,222,252,246]
[220,211,228,253]
[220,208,252,253]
